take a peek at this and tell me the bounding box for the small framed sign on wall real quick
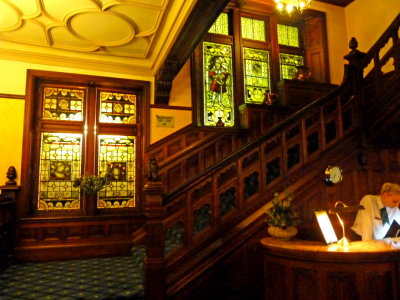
[156,115,175,128]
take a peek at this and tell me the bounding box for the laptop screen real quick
[315,210,338,244]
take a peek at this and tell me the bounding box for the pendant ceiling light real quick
[275,0,311,14]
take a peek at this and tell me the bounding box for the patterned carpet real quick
[0,255,144,300]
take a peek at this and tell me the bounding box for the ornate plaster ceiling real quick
[0,0,197,76]
[0,0,352,77]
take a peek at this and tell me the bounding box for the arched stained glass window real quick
[243,47,270,104]
[203,42,234,127]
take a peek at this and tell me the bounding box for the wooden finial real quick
[147,156,161,182]
[348,37,358,52]
[6,166,17,185]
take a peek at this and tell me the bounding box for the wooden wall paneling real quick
[14,218,142,261]
[264,135,284,188]
[165,193,187,218]
[262,238,400,300]
[292,268,320,300]
[365,270,395,300]
[204,142,218,169]
[215,162,239,224]
[220,134,234,159]
[166,163,185,190]
[239,148,262,206]
[0,198,16,271]
[164,210,187,261]
[303,12,329,83]
[190,195,214,244]
[284,122,303,175]
[66,225,85,240]
[387,149,400,174]
[217,180,240,224]
[167,139,184,157]
[185,131,204,147]
[186,152,202,179]
[304,108,322,160]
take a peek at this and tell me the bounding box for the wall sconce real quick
[315,202,364,246]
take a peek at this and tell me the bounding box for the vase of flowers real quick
[265,187,301,240]
[73,173,110,214]
[73,173,110,195]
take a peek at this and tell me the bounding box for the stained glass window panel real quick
[241,17,266,41]
[42,87,84,121]
[208,13,229,35]
[203,42,234,127]
[38,133,82,210]
[280,53,304,79]
[99,92,136,124]
[277,24,300,47]
[244,48,270,104]
[97,135,136,209]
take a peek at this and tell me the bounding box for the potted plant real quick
[265,187,301,239]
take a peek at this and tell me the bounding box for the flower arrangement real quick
[73,173,110,195]
[265,187,301,229]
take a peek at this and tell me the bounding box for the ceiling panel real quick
[0,0,353,76]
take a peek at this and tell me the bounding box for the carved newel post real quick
[143,156,166,300]
[1,166,20,202]
[0,167,19,267]
[344,37,369,166]
[5,166,17,185]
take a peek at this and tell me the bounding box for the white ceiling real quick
[0,0,197,76]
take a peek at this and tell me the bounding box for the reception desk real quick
[261,237,400,300]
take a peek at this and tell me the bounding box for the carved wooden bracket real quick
[155,59,179,105]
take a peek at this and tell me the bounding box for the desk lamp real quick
[315,202,364,246]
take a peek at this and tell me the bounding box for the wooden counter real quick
[261,237,400,300]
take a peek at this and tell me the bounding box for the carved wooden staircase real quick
[140,13,400,300]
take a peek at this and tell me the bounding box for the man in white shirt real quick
[351,183,400,241]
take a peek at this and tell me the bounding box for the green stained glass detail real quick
[277,24,300,47]
[38,133,82,210]
[43,87,84,121]
[203,42,234,127]
[99,92,136,124]
[97,135,136,209]
[241,17,266,41]
[208,13,229,35]
[280,53,304,79]
[244,48,270,104]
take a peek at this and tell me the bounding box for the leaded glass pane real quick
[280,53,304,79]
[241,17,266,41]
[99,92,136,124]
[97,135,136,209]
[42,87,84,121]
[203,42,234,127]
[38,133,82,210]
[244,47,270,104]
[208,13,229,35]
[277,24,300,47]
